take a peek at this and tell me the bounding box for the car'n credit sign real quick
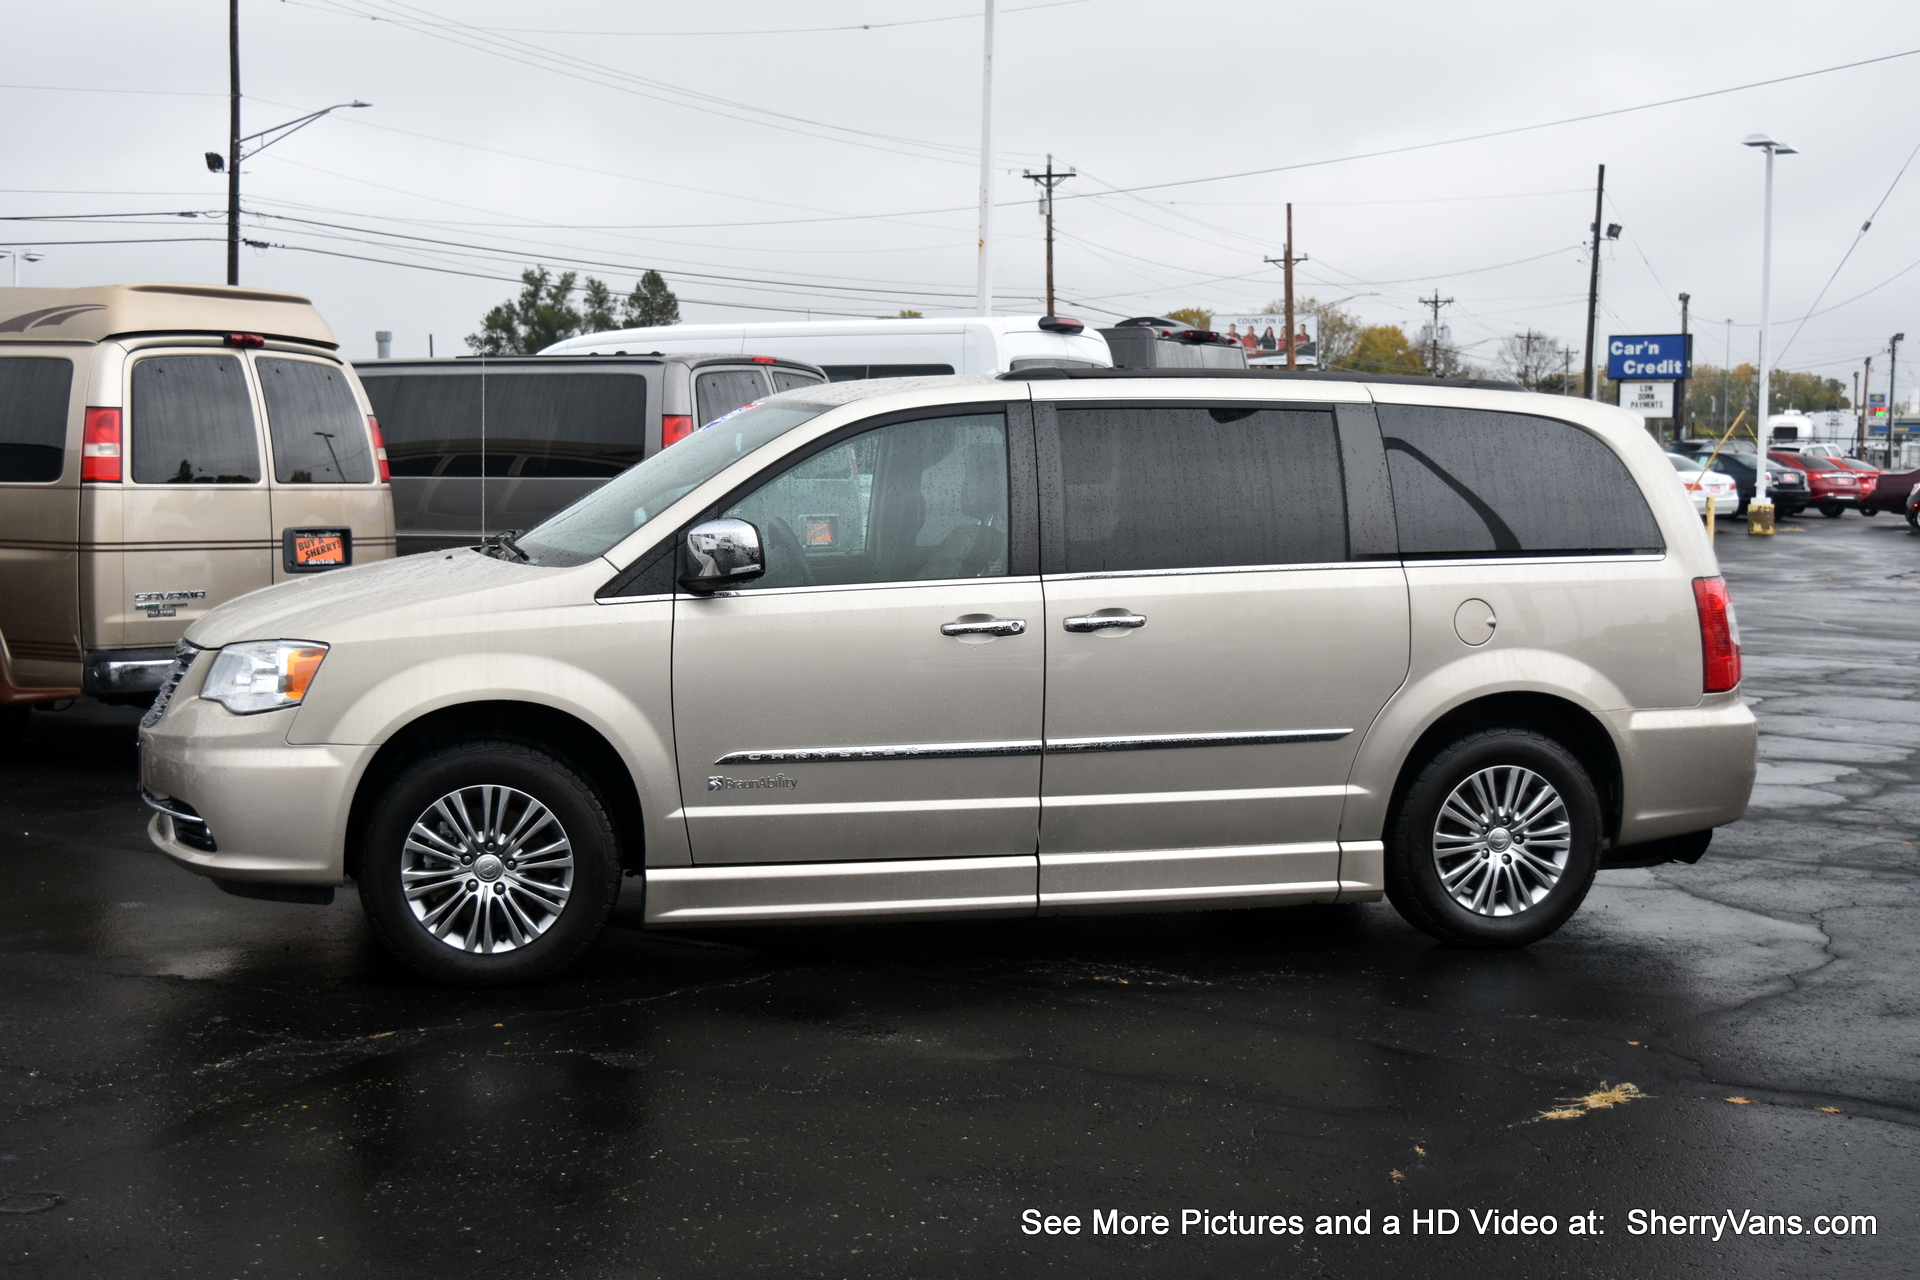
[1608,334,1690,380]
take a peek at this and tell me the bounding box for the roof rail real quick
[999,367,1525,391]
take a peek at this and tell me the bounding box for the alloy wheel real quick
[401,785,574,952]
[1431,765,1571,917]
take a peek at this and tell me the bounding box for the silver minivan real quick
[137,370,1756,983]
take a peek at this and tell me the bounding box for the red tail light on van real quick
[367,416,390,482]
[81,407,121,482]
[1693,576,1741,693]
[661,414,694,448]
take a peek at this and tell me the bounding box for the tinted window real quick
[1379,406,1662,557]
[0,357,72,483]
[131,354,259,484]
[770,369,825,392]
[1053,406,1345,573]
[696,370,767,428]
[361,372,646,479]
[726,413,1008,589]
[257,358,375,483]
[820,364,956,382]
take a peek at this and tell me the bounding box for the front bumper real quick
[140,690,375,885]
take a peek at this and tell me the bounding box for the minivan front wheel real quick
[358,738,620,984]
[1385,728,1601,947]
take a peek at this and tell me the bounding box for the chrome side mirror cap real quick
[680,518,764,593]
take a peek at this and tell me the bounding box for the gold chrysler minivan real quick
[0,284,393,715]
[137,370,1756,983]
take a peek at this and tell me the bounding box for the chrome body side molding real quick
[714,728,1352,766]
[645,855,1037,926]
[1045,729,1352,754]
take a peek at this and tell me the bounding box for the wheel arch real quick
[344,700,647,880]
[1380,692,1625,848]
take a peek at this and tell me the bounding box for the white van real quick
[543,315,1111,380]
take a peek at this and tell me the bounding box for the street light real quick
[0,250,44,288]
[1891,332,1906,466]
[1743,132,1795,528]
[209,101,369,285]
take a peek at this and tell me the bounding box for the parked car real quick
[137,370,1755,982]
[1862,465,1920,519]
[1664,452,1738,517]
[0,283,391,712]
[354,354,827,555]
[1770,450,1863,517]
[543,315,1111,378]
[1829,456,1884,511]
[1670,444,1807,516]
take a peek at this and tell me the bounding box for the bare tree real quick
[1495,330,1569,390]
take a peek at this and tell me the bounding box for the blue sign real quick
[1608,333,1690,380]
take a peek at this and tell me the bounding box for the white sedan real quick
[1665,453,1739,517]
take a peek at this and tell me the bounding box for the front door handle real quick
[941,617,1027,637]
[1063,613,1148,633]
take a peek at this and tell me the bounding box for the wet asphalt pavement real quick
[3,512,1918,1279]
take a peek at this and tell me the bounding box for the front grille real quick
[140,641,202,729]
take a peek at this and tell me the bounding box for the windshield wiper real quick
[475,530,530,562]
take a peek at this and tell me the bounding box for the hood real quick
[184,550,592,649]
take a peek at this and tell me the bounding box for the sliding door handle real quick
[1063,613,1147,632]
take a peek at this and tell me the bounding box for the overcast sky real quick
[5,0,1917,403]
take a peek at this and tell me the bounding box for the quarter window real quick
[724,412,1008,589]
[769,369,825,393]
[695,369,768,428]
[1053,406,1346,572]
[257,358,376,483]
[0,357,72,483]
[130,354,260,484]
[1378,406,1663,557]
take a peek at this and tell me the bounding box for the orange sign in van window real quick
[282,527,353,573]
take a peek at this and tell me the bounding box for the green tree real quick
[467,267,585,355]
[623,269,680,327]
[1340,325,1428,375]
[1682,364,1850,434]
[1165,307,1212,330]
[581,277,620,333]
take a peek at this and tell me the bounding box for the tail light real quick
[1038,316,1085,334]
[661,414,694,448]
[1693,576,1741,693]
[81,407,121,482]
[749,355,777,364]
[368,416,390,482]
[224,333,266,348]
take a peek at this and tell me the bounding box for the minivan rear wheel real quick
[358,738,620,984]
[1385,728,1601,948]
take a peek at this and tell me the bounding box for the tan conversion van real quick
[0,284,393,712]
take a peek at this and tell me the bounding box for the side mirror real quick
[680,518,764,593]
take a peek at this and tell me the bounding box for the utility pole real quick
[1417,292,1453,375]
[1862,354,1873,455]
[1261,206,1309,369]
[1891,333,1906,468]
[1582,164,1605,398]
[1675,292,1690,440]
[227,0,241,286]
[973,0,995,317]
[1853,368,1863,455]
[1022,155,1076,316]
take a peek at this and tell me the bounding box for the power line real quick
[307,0,1096,38]
[1774,135,1920,365]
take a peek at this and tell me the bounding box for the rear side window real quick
[1378,406,1662,558]
[257,358,375,483]
[696,369,767,428]
[0,357,72,483]
[130,354,259,484]
[1052,406,1346,572]
[769,369,825,393]
[361,372,647,479]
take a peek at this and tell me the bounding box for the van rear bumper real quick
[1608,691,1757,847]
[84,647,175,700]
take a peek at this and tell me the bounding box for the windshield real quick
[514,401,831,565]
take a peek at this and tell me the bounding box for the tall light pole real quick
[1891,333,1906,467]
[974,0,996,317]
[1743,133,1795,527]
[1,250,44,287]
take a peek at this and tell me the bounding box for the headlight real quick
[199,640,329,714]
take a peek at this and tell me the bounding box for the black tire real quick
[1862,507,1880,517]
[1781,505,1805,518]
[1907,505,1920,530]
[1820,502,1845,519]
[357,737,621,984]
[1384,728,1602,948]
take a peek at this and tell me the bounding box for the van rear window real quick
[361,371,646,479]
[0,357,72,483]
[258,358,376,483]
[131,354,260,485]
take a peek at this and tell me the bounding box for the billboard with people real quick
[1214,314,1318,367]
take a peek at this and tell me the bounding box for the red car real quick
[1770,451,1864,517]
[1831,456,1884,511]
[1864,466,1920,519]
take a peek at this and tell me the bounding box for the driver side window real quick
[724,412,1008,589]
